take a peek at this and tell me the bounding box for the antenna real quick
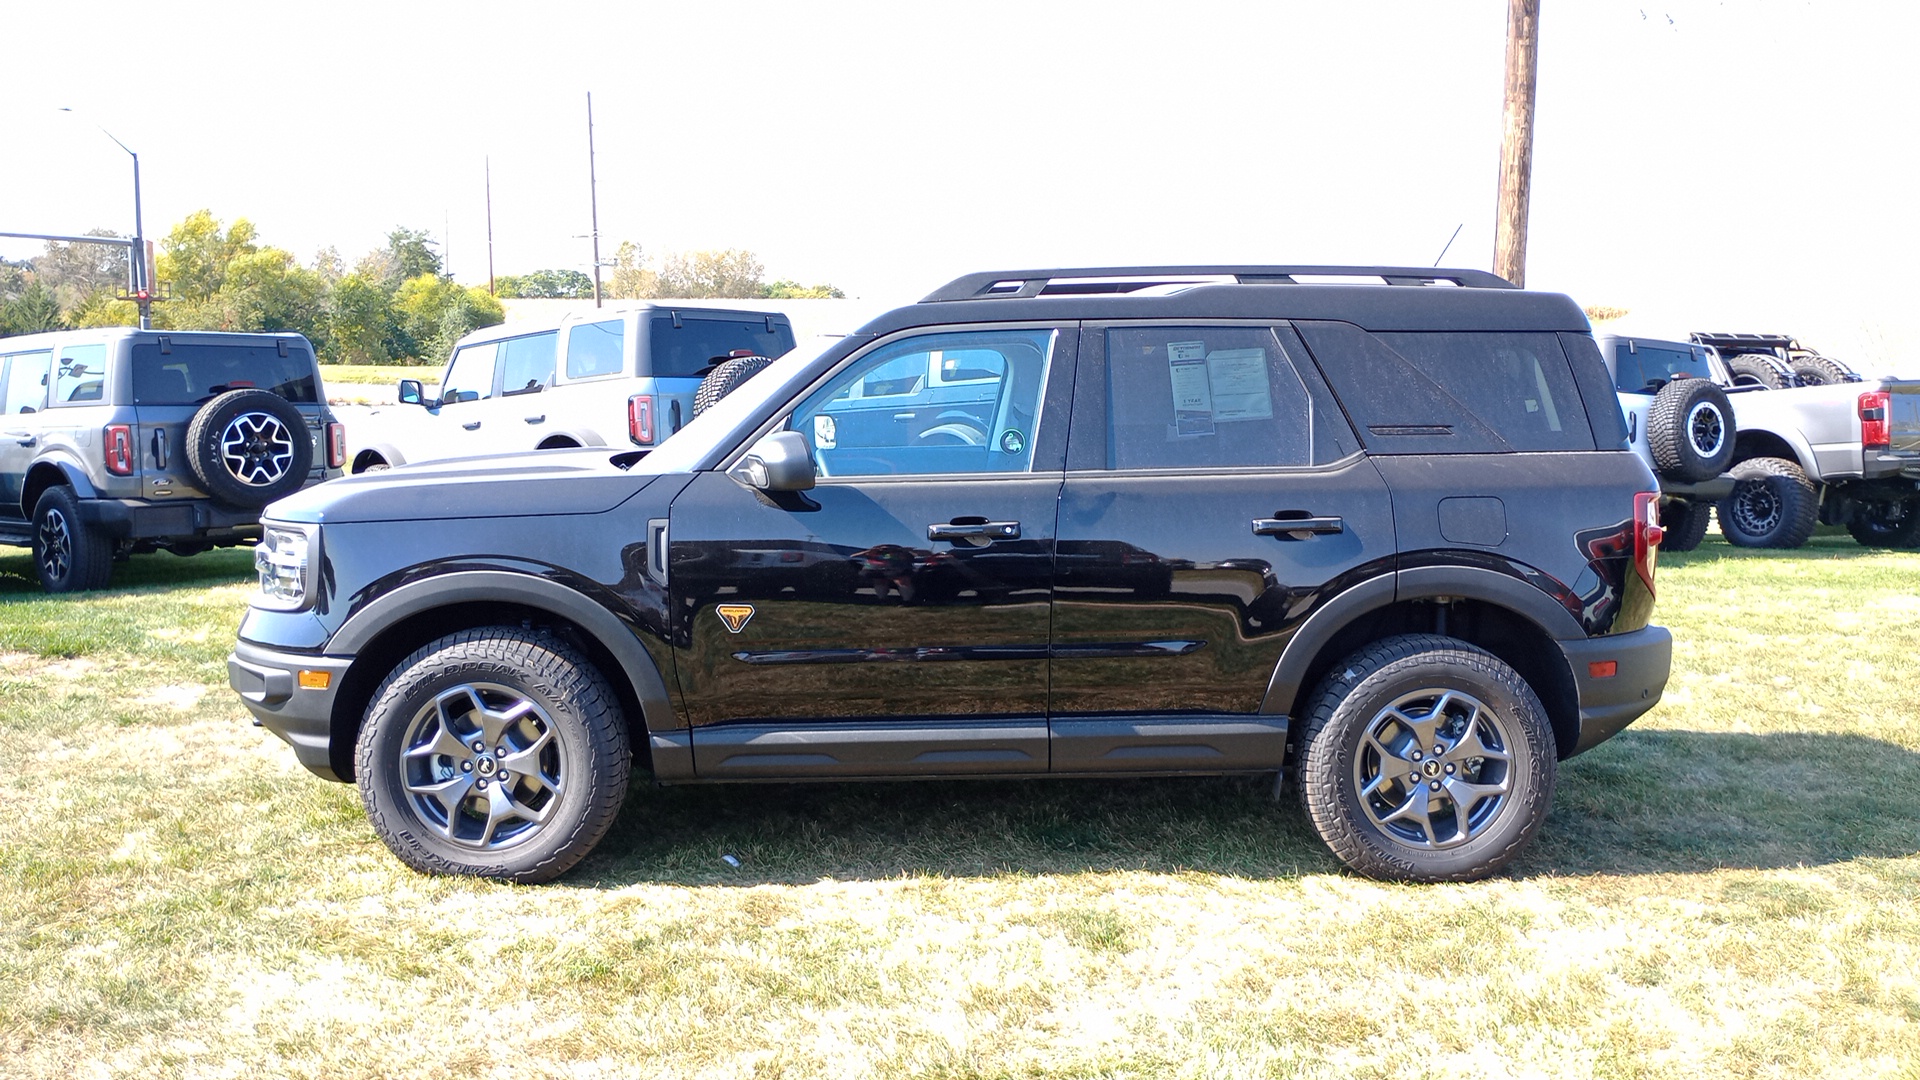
[1433,223,1464,267]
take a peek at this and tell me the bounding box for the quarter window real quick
[790,329,1056,478]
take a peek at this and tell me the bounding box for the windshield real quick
[639,335,848,474]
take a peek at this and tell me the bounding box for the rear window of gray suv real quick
[130,343,319,405]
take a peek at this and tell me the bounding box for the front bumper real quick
[1558,624,1673,758]
[228,639,354,781]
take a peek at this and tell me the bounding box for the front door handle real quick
[463,421,482,431]
[523,414,545,424]
[1253,515,1344,539]
[3,431,34,446]
[928,520,1021,544]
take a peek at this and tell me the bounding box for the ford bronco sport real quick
[1,328,345,592]
[229,266,1672,884]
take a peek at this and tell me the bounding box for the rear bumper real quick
[1659,476,1733,503]
[1558,625,1672,758]
[228,639,353,781]
[81,497,264,541]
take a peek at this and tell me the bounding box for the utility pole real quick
[586,92,603,308]
[485,156,496,297]
[1493,0,1540,288]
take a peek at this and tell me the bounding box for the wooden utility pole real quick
[1493,0,1540,288]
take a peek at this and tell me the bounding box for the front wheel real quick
[355,628,631,883]
[1715,456,1818,549]
[1297,634,1556,882]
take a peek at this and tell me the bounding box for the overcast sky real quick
[4,1,1916,370]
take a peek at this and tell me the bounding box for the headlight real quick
[254,522,318,610]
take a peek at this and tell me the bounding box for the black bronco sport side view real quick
[229,266,1672,883]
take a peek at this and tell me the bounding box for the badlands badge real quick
[716,604,756,634]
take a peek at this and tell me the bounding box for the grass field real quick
[318,364,442,407]
[1,533,1917,1079]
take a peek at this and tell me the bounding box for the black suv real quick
[1,328,345,592]
[228,266,1671,883]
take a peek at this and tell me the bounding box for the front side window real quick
[790,329,1055,478]
[54,343,108,404]
[1105,326,1330,470]
[565,319,625,379]
[441,341,498,404]
[1,351,51,413]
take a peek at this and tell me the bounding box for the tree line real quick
[0,212,841,363]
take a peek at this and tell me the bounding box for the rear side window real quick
[1103,325,1348,470]
[1295,323,1592,454]
[565,319,626,379]
[647,316,797,378]
[129,342,318,404]
[1,351,51,413]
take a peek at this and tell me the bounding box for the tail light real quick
[325,422,346,469]
[1635,491,1663,597]
[104,424,133,476]
[1860,389,1890,450]
[628,394,655,445]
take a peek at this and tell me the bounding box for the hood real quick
[265,447,664,524]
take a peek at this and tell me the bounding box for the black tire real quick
[1789,354,1855,387]
[32,486,113,593]
[1297,634,1556,883]
[1724,353,1789,390]
[1715,456,1819,549]
[355,627,631,883]
[1659,499,1712,553]
[1646,376,1735,481]
[693,355,773,417]
[1846,499,1920,548]
[185,389,314,507]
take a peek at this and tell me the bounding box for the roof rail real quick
[920,265,1517,303]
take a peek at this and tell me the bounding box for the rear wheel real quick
[355,628,631,883]
[1715,456,1819,548]
[1724,353,1788,390]
[1846,499,1920,548]
[1659,499,1712,553]
[1297,634,1556,883]
[32,487,113,593]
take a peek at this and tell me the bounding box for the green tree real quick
[0,280,64,335]
[393,273,505,361]
[608,241,657,299]
[495,268,593,299]
[763,279,846,299]
[35,230,131,314]
[325,273,405,365]
[156,210,259,301]
[654,249,765,298]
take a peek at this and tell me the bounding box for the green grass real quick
[2,533,1919,1077]
[317,363,442,387]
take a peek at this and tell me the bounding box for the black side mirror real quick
[731,431,816,492]
[398,379,425,406]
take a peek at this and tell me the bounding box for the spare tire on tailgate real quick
[186,389,313,507]
[1646,376,1735,482]
[693,354,773,417]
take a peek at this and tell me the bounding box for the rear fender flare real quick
[22,458,98,515]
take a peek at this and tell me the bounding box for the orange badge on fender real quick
[716,604,755,633]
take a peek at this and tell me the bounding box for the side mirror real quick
[732,430,816,492]
[397,379,424,406]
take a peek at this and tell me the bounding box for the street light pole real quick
[60,108,151,328]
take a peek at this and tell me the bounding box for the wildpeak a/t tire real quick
[1297,634,1556,883]
[355,627,631,883]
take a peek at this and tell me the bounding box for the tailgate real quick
[1888,381,1920,456]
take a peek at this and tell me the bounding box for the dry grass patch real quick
[2,536,1920,1077]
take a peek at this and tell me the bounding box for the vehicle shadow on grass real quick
[0,547,254,599]
[575,728,1920,887]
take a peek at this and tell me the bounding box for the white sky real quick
[4,0,1917,371]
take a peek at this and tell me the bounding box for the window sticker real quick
[1205,348,1273,422]
[813,414,838,449]
[1168,341,1215,436]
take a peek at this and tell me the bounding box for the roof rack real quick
[921,265,1517,303]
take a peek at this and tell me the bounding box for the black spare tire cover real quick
[185,389,314,507]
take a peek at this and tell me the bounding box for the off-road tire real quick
[32,486,113,593]
[355,627,631,883]
[185,389,313,506]
[1716,456,1819,549]
[1788,354,1855,387]
[1846,499,1920,548]
[1724,353,1789,390]
[1646,376,1735,481]
[1296,634,1556,883]
[693,355,773,417]
[1659,499,1712,553]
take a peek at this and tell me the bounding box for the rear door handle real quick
[463,421,482,431]
[1253,515,1344,539]
[928,520,1021,543]
[523,415,545,424]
